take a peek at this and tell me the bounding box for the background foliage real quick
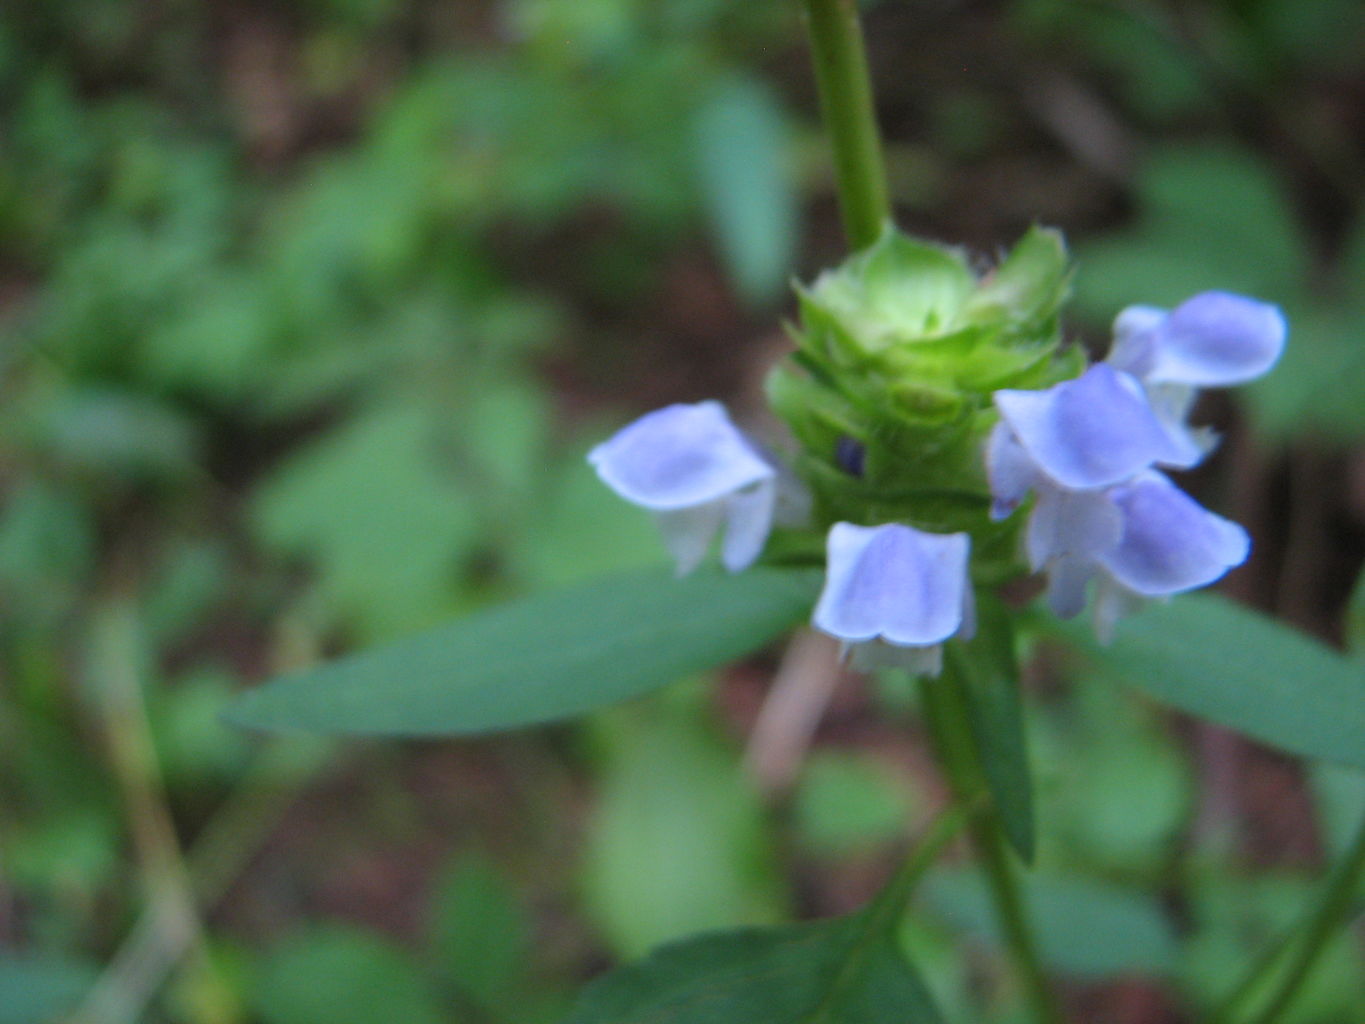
[1,1,1362,1022]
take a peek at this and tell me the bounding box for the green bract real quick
[767,225,1083,581]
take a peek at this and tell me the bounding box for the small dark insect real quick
[835,435,866,478]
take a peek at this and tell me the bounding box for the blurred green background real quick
[1,1,1362,1021]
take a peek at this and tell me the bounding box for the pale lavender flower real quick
[812,522,973,675]
[987,364,1250,626]
[588,401,776,574]
[1091,471,1250,640]
[987,363,1197,521]
[1108,291,1287,458]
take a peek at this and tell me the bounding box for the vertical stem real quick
[801,0,892,250]
[919,671,1063,1024]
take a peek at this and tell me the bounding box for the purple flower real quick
[1092,471,1250,640]
[1108,291,1286,387]
[588,401,777,574]
[1107,291,1287,459]
[987,363,1197,521]
[812,522,973,675]
[987,364,1251,629]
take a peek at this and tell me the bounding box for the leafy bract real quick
[226,567,821,737]
[1056,594,1365,770]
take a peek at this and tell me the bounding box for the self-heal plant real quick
[229,3,1365,1021]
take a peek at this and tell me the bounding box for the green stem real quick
[882,792,988,913]
[1214,804,1365,1024]
[919,670,1063,1024]
[801,0,891,250]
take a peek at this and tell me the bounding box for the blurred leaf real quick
[252,925,447,1024]
[0,953,99,1024]
[1059,593,1357,749]
[949,607,1034,862]
[1011,1,1211,119]
[565,897,944,1023]
[150,666,252,787]
[1076,145,1306,319]
[142,540,230,646]
[692,75,797,305]
[924,869,1177,978]
[32,386,199,478]
[430,851,529,1010]
[139,271,276,398]
[250,402,479,638]
[583,697,783,958]
[1349,550,1365,656]
[0,479,93,624]
[1055,594,1365,769]
[461,381,549,501]
[1182,874,1365,1022]
[1309,763,1365,864]
[794,751,918,855]
[1057,730,1188,869]
[516,450,663,588]
[226,567,822,736]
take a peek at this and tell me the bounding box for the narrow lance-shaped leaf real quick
[1054,593,1365,771]
[226,567,822,737]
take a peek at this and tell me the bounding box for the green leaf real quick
[563,902,944,1023]
[0,953,99,1024]
[583,696,784,958]
[226,567,822,737]
[430,851,530,1009]
[1033,682,1190,870]
[249,401,480,639]
[252,925,447,1024]
[794,751,919,855]
[1054,594,1365,770]
[948,606,1035,862]
[692,76,797,305]
[924,870,1177,979]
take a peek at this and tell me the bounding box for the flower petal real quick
[813,522,970,646]
[1145,381,1215,467]
[721,479,777,572]
[1107,304,1166,378]
[1144,291,1287,387]
[654,503,727,576]
[1025,485,1122,572]
[985,421,1037,521]
[588,401,774,510]
[1098,472,1250,595]
[1044,554,1098,619]
[994,364,1194,489]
